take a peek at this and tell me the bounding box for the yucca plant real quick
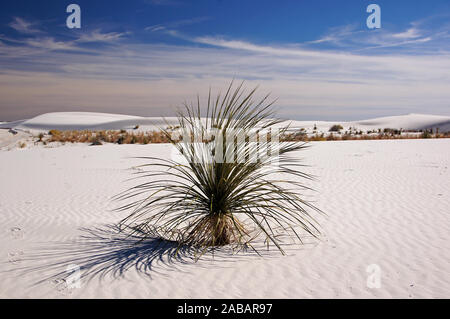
[115,82,322,256]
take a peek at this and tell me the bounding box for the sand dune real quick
[0,139,449,298]
[0,112,180,132]
[354,114,450,131]
[1,112,449,133]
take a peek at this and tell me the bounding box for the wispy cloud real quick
[391,27,422,39]
[76,30,130,43]
[9,17,42,34]
[305,22,447,53]
[1,20,130,55]
[306,24,364,45]
[24,37,77,51]
[145,16,210,33]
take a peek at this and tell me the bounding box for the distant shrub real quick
[421,130,432,139]
[326,134,338,141]
[280,130,308,142]
[383,128,401,135]
[49,129,62,136]
[90,139,103,146]
[329,124,343,132]
[341,133,352,140]
[309,133,326,141]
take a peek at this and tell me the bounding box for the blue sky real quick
[1,0,450,120]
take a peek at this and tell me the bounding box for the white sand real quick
[0,130,29,149]
[1,138,449,298]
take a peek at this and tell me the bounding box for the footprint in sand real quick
[8,251,24,264]
[10,227,24,240]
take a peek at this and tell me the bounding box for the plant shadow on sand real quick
[11,224,318,288]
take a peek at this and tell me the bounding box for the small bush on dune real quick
[309,133,326,141]
[383,128,401,136]
[421,129,432,139]
[90,139,103,146]
[329,124,343,132]
[115,82,323,256]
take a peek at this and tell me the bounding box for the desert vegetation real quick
[281,130,450,142]
[45,129,172,145]
[31,127,449,146]
[329,124,343,132]
[115,82,323,256]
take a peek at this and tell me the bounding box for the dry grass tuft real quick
[44,129,172,144]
